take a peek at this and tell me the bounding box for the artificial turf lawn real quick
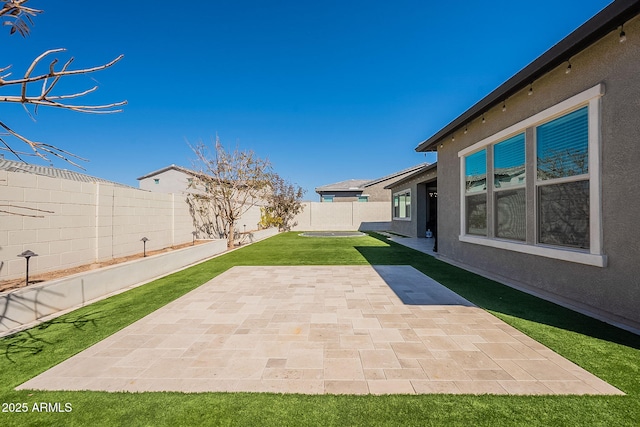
[1,232,639,426]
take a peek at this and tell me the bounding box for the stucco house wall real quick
[386,166,437,238]
[423,11,640,331]
[138,165,196,194]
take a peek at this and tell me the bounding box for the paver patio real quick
[17,265,623,395]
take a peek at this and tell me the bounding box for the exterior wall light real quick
[620,25,626,42]
[17,250,38,286]
[566,61,572,74]
[141,237,149,257]
[192,231,197,246]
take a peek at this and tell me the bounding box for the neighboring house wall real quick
[317,191,363,202]
[431,14,640,330]
[387,167,437,238]
[0,170,195,281]
[291,202,390,231]
[138,168,194,194]
[361,181,393,202]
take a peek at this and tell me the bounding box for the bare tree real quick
[1,0,125,167]
[190,137,273,249]
[260,175,305,231]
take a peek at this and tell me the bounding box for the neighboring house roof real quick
[0,158,133,188]
[136,164,200,181]
[415,0,640,152]
[316,163,431,193]
[384,163,438,189]
[315,179,372,193]
[363,163,430,187]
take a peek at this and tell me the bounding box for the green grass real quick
[1,232,639,426]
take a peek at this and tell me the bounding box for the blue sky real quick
[2,0,612,199]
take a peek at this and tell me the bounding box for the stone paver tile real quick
[513,360,579,381]
[262,369,304,380]
[308,328,340,343]
[411,380,462,394]
[464,369,514,381]
[368,328,405,343]
[302,369,324,380]
[324,380,369,395]
[421,335,463,351]
[17,265,621,396]
[474,329,520,343]
[398,329,422,342]
[368,380,415,395]
[498,380,554,395]
[286,350,324,369]
[340,335,374,349]
[450,336,482,351]
[183,367,228,379]
[493,359,536,381]
[325,349,359,359]
[324,358,365,380]
[391,342,432,359]
[281,380,325,394]
[542,381,602,395]
[223,358,267,379]
[265,358,287,368]
[448,351,502,370]
[139,360,190,379]
[311,313,338,323]
[419,359,472,381]
[384,368,427,380]
[360,349,401,369]
[569,369,624,394]
[85,377,135,392]
[454,381,508,394]
[475,342,530,360]
[352,318,382,329]
[364,369,386,380]
[398,358,423,369]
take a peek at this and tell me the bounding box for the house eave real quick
[415,0,640,152]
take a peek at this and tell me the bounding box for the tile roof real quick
[315,163,431,193]
[0,158,133,188]
[136,164,202,180]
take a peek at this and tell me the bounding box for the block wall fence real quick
[1,170,392,281]
[0,170,198,281]
[292,201,391,231]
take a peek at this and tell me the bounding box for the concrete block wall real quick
[1,170,272,281]
[292,202,390,231]
[0,171,197,281]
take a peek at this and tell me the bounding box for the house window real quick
[322,195,334,202]
[393,190,411,219]
[154,179,160,184]
[457,84,604,267]
[464,149,487,235]
[536,107,589,249]
[494,133,526,241]
[358,195,369,202]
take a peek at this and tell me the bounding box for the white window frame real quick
[393,189,411,220]
[458,84,605,267]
